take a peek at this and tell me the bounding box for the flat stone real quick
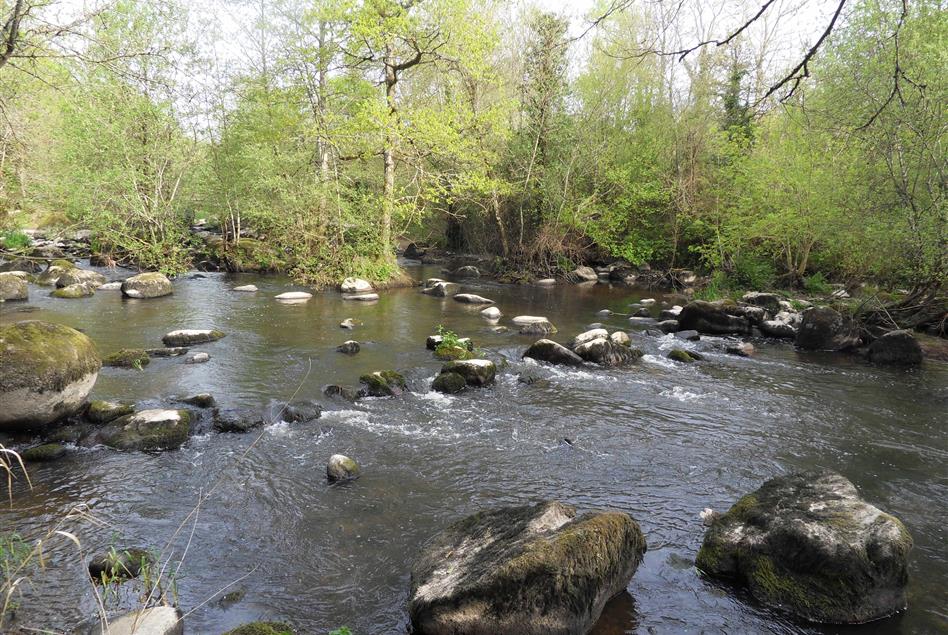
[454,293,495,305]
[342,292,379,301]
[275,291,312,302]
[233,284,258,292]
[480,306,501,320]
[162,329,225,347]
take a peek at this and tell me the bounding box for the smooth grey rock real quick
[91,606,182,635]
[0,272,28,301]
[440,359,496,387]
[340,277,373,293]
[570,328,609,349]
[121,272,172,299]
[867,330,923,365]
[480,306,501,320]
[571,265,598,282]
[678,301,750,335]
[454,293,495,305]
[523,339,583,366]
[233,284,258,292]
[574,338,643,367]
[327,453,360,482]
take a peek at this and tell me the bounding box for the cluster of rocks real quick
[523,327,644,368]
[0,257,176,304]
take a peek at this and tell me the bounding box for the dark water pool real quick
[1,263,946,634]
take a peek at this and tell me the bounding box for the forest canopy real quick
[0,0,944,289]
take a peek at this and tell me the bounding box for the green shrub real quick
[0,230,30,250]
[803,272,832,294]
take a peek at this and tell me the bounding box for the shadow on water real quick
[1,261,946,634]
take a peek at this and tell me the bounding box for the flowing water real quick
[1,262,946,634]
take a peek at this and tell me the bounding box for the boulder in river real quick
[795,307,860,351]
[275,291,312,303]
[610,331,631,347]
[726,342,755,357]
[121,272,172,299]
[519,320,557,336]
[90,606,182,635]
[342,292,379,302]
[359,370,407,397]
[87,400,135,423]
[523,339,583,366]
[453,265,481,278]
[21,443,67,462]
[103,348,150,369]
[867,330,923,365]
[337,340,361,355]
[98,281,122,290]
[675,330,700,341]
[574,338,643,367]
[146,346,189,357]
[668,348,702,363]
[570,328,609,349]
[657,319,680,334]
[161,329,225,347]
[279,401,322,423]
[678,301,750,335]
[213,409,263,433]
[422,281,459,297]
[570,265,599,282]
[339,318,359,329]
[0,271,28,301]
[101,409,190,451]
[741,292,782,314]
[324,384,360,401]
[0,321,101,430]
[697,470,912,624]
[340,277,373,293]
[233,284,258,292]
[35,265,72,286]
[51,282,95,298]
[185,352,210,364]
[760,319,797,339]
[327,453,360,482]
[56,269,106,289]
[408,501,647,635]
[480,306,501,320]
[454,293,494,305]
[432,371,467,394]
[440,359,496,387]
[181,393,216,408]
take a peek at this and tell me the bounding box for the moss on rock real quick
[101,409,190,451]
[432,371,467,394]
[86,400,135,423]
[121,272,173,298]
[103,348,150,369]
[22,443,67,462]
[359,370,406,397]
[50,283,95,298]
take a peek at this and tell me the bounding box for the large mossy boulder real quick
[0,321,101,430]
[35,264,73,286]
[100,409,190,451]
[440,359,496,387]
[522,339,584,366]
[867,330,923,366]
[121,272,172,298]
[87,400,135,423]
[51,282,95,298]
[359,370,407,397]
[432,371,467,394]
[678,301,750,335]
[696,470,912,624]
[0,271,28,301]
[795,306,860,351]
[408,501,647,635]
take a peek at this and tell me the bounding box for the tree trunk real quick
[381,45,397,255]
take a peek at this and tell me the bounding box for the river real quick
[1,261,946,634]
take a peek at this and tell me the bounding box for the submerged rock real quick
[0,272,28,301]
[610,331,631,347]
[101,409,190,451]
[161,329,225,347]
[337,340,361,355]
[181,393,215,408]
[51,282,95,298]
[867,330,923,366]
[87,400,135,423]
[90,606,182,635]
[522,339,583,366]
[279,401,322,423]
[726,342,755,357]
[440,359,497,387]
[324,384,359,401]
[339,318,359,329]
[275,291,312,303]
[667,348,702,363]
[327,453,360,482]
[21,443,67,462]
[146,346,189,357]
[518,320,557,336]
[342,292,379,301]
[795,307,860,351]
[678,301,750,335]
[454,293,494,305]
[697,470,912,624]
[675,330,700,341]
[453,265,481,278]
[213,409,263,433]
[185,352,210,364]
[233,284,258,292]
[121,272,172,299]
[103,348,150,369]
[574,338,643,367]
[408,501,647,635]
[432,371,467,394]
[657,319,680,333]
[0,321,101,430]
[359,370,407,397]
